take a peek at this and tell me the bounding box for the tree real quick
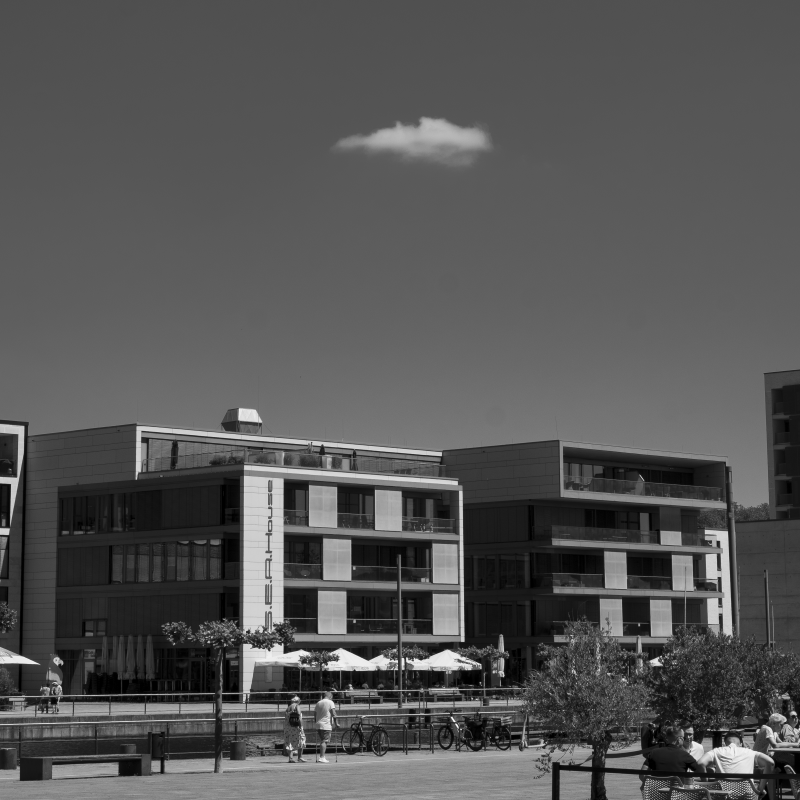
[0,602,17,634]
[522,620,650,800]
[163,618,295,773]
[298,651,339,691]
[698,502,769,530]
[457,645,509,689]
[380,645,429,685]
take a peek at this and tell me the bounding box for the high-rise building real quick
[764,368,800,519]
[443,440,732,679]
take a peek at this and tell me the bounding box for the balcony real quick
[774,431,791,445]
[672,623,709,635]
[141,449,446,478]
[681,533,715,547]
[285,510,309,526]
[531,573,604,589]
[563,476,723,502]
[778,494,794,507]
[284,563,322,580]
[623,622,651,636]
[535,620,600,636]
[402,517,456,534]
[0,460,15,478]
[694,579,720,592]
[627,575,672,591]
[337,513,375,530]
[347,618,433,635]
[351,565,431,583]
[286,618,316,633]
[535,525,659,545]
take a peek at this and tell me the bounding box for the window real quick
[338,488,374,516]
[285,483,309,512]
[111,545,123,583]
[83,619,107,637]
[165,542,177,581]
[176,542,190,581]
[209,539,222,580]
[0,537,8,578]
[500,603,513,633]
[533,552,602,574]
[486,604,500,635]
[110,540,224,583]
[464,557,473,590]
[474,603,486,636]
[152,543,164,582]
[500,555,526,588]
[717,554,722,571]
[627,555,671,577]
[0,484,10,528]
[192,540,208,580]
[475,557,486,589]
[517,602,529,637]
[486,557,497,590]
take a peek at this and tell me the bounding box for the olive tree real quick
[298,650,340,690]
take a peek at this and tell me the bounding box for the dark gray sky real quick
[2,2,798,504]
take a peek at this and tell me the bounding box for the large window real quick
[532,552,603,575]
[565,462,694,486]
[338,488,374,516]
[472,555,526,589]
[0,485,9,527]
[110,539,223,583]
[0,537,8,579]
[627,555,671,577]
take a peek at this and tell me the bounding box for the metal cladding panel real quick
[374,489,402,532]
[432,593,459,636]
[323,537,351,581]
[432,542,458,585]
[309,484,337,528]
[672,554,693,591]
[650,599,672,637]
[603,550,627,590]
[318,590,347,634]
[599,598,622,636]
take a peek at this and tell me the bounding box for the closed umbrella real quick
[636,635,643,674]
[100,636,109,675]
[136,635,145,678]
[145,635,156,680]
[496,634,506,681]
[126,635,136,680]
[116,636,125,677]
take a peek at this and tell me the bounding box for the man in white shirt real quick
[680,722,705,762]
[697,730,776,800]
[314,691,337,764]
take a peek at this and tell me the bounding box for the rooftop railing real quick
[563,476,723,502]
[534,525,659,545]
[142,449,446,478]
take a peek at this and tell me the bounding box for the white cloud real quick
[332,117,492,167]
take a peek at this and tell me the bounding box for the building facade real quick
[443,440,732,681]
[19,411,464,695]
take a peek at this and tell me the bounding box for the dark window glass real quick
[0,537,8,579]
[73,496,86,535]
[137,543,150,583]
[475,603,486,636]
[500,603,513,632]
[112,494,125,532]
[59,497,72,535]
[165,542,176,581]
[622,599,650,622]
[192,540,207,580]
[517,603,528,636]
[337,488,374,516]
[124,544,136,582]
[464,557,473,590]
[285,483,309,512]
[83,620,94,636]
[111,545,123,583]
[487,604,500,635]
[627,556,671,577]
[151,543,164,582]
[176,541,190,581]
[84,496,97,535]
[124,493,136,531]
[475,557,486,589]
[209,539,222,580]
[97,495,110,533]
[486,557,497,590]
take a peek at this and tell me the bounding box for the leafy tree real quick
[522,619,650,800]
[163,619,295,773]
[0,668,18,696]
[698,502,769,530]
[298,651,339,691]
[0,602,17,634]
[380,645,429,685]
[457,645,509,688]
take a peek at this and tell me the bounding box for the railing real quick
[535,525,659,545]
[284,510,309,526]
[142,449,446,478]
[535,620,600,636]
[530,573,604,589]
[627,575,672,590]
[563,476,723,502]
[351,565,432,583]
[778,493,793,506]
[0,459,15,477]
[401,517,456,534]
[680,532,715,547]
[284,563,322,579]
[337,512,375,529]
[672,623,709,634]
[622,622,651,636]
[346,618,433,634]
[694,578,720,592]
[775,431,791,445]
[285,617,316,633]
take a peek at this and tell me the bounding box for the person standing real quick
[314,691,337,763]
[283,695,307,763]
[50,682,63,714]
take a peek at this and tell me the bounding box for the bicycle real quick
[341,717,390,757]
[437,717,474,751]
[464,714,512,751]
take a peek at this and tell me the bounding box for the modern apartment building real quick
[19,410,464,695]
[764,368,800,519]
[0,420,27,671]
[443,440,733,681]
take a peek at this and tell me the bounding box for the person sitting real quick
[697,729,775,800]
[679,720,705,762]
[361,682,370,690]
[754,714,790,754]
[643,725,702,776]
[782,712,800,744]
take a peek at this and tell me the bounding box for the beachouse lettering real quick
[265,479,273,628]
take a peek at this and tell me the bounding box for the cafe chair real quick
[782,765,800,800]
[668,788,713,800]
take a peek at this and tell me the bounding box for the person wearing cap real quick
[697,730,775,799]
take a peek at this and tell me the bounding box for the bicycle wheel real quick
[465,731,483,751]
[495,727,512,750]
[342,729,362,755]
[438,726,454,750]
[459,730,473,751]
[371,728,390,757]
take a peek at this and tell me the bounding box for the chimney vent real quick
[221,408,262,435]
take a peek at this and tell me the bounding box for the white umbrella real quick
[145,635,156,680]
[125,634,136,680]
[255,649,311,668]
[0,647,38,666]
[116,636,125,677]
[649,656,663,667]
[136,635,145,678]
[369,654,430,671]
[301,648,376,672]
[424,649,481,672]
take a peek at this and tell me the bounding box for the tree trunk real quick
[590,740,609,800]
[214,648,224,774]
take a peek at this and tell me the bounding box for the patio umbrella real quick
[369,654,430,671]
[116,636,125,677]
[255,649,311,668]
[313,648,376,672]
[100,636,109,675]
[649,656,663,667]
[136,635,145,678]
[145,635,156,680]
[0,647,38,666]
[125,634,136,680]
[423,649,481,672]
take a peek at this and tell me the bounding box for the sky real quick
[2,2,799,505]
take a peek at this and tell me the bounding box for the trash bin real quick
[120,744,137,754]
[229,740,247,761]
[0,748,17,770]
[149,732,164,758]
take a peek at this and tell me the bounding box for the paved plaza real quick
[0,745,654,800]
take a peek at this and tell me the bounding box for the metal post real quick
[726,467,740,635]
[765,570,772,648]
[397,554,403,710]
[552,760,561,800]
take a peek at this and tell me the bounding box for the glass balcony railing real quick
[286,618,316,633]
[284,510,309,526]
[531,573,604,589]
[337,513,375,530]
[681,533,715,547]
[774,431,791,445]
[535,620,600,636]
[142,449,446,478]
[347,618,433,634]
[672,623,709,634]
[402,517,456,534]
[694,579,720,592]
[534,525,659,545]
[284,563,322,580]
[627,575,672,590]
[563,476,723,502]
[623,622,651,636]
[351,565,432,583]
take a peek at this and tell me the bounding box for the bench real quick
[20,754,152,781]
[343,694,383,704]
[427,691,463,702]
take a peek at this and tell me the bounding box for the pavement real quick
[0,743,652,799]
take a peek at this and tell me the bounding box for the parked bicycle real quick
[464,713,512,751]
[341,716,390,757]
[437,713,474,751]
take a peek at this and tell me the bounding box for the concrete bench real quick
[20,753,152,781]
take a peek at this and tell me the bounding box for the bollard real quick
[0,748,17,770]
